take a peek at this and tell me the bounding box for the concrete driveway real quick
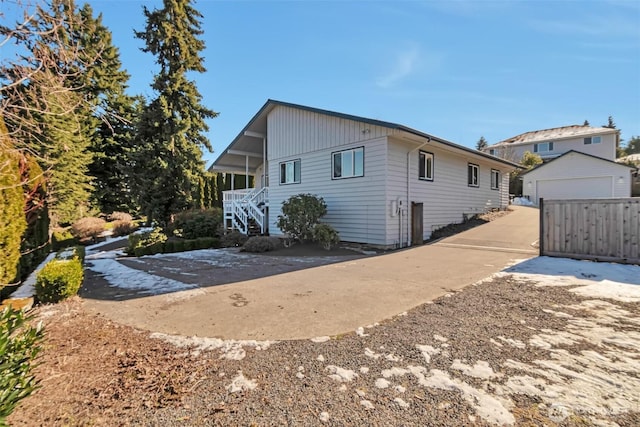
[82,206,539,340]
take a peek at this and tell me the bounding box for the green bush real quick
[35,257,84,303]
[196,237,219,250]
[171,208,222,239]
[70,217,106,242]
[276,194,327,242]
[241,236,282,253]
[51,229,78,251]
[0,306,44,423]
[313,223,340,250]
[126,228,167,256]
[220,231,248,247]
[0,131,27,287]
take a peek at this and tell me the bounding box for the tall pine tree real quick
[133,0,217,227]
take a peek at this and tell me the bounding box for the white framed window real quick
[489,149,495,155]
[332,147,364,179]
[467,163,479,187]
[279,159,301,185]
[418,151,434,181]
[491,169,500,190]
[584,136,601,145]
[533,142,554,153]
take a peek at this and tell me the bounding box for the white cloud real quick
[376,45,420,89]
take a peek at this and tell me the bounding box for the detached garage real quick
[522,150,635,204]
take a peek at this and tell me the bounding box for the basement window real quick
[279,159,301,185]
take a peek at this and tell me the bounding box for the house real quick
[210,100,520,248]
[483,125,619,163]
[522,151,635,204]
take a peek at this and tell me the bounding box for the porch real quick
[222,187,269,235]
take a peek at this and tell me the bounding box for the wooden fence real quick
[539,198,640,264]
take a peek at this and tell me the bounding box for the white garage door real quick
[537,176,612,201]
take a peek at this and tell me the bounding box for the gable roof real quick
[211,99,521,172]
[488,124,619,148]
[522,150,636,176]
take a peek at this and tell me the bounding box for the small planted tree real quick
[276,194,327,243]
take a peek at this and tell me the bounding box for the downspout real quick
[406,137,431,247]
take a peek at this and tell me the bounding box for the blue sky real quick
[51,1,640,164]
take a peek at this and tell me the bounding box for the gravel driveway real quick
[12,256,639,426]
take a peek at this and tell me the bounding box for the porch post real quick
[245,155,249,189]
[231,173,235,191]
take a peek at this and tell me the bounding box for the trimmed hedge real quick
[171,208,222,239]
[132,237,220,257]
[35,257,83,303]
[51,230,78,251]
[241,236,282,253]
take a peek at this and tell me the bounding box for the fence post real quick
[539,198,544,257]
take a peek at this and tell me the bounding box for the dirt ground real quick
[9,269,640,426]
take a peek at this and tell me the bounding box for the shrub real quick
[220,231,248,247]
[313,223,340,250]
[108,211,133,222]
[241,236,282,253]
[0,306,44,423]
[171,208,222,239]
[70,217,106,242]
[197,237,219,250]
[0,133,27,287]
[56,245,85,262]
[126,228,167,256]
[277,194,327,242]
[112,220,137,237]
[35,257,83,303]
[51,229,78,251]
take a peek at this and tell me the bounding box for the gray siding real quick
[386,138,512,243]
[267,137,389,245]
[268,105,397,159]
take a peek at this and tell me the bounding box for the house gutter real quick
[406,137,431,247]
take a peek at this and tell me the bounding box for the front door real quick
[411,202,423,246]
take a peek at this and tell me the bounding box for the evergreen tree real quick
[583,120,590,126]
[133,0,218,227]
[624,136,640,155]
[603,116,616,129]
[476,136,488,150]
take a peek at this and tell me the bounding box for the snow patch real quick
[364,347,382,359]
[319,412,330,422]
[394,397,410,409]
[311,336,330,343]
[149,332,275,360]
[511,197,535,206]
[408,366,515,425]
[226,371,257,393]
[375,378,390,389]
[355,327,369,337]
[451,360,501,379]
[326,365,358,382]
[416,344,440,363]
[86,257,201,296]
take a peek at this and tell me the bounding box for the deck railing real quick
[223,187,269,234]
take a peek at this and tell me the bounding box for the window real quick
[467,163,479,187]
[489,149,495,155]
[533,142,554,153]
[279,159,301,184]
[418,151,434,181]
[491,169,500,190]
[332,147,364,179]
[584,136,601,145]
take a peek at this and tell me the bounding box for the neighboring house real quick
[522,151,635,204]
[483,125,619,162]
[210,100,519,248]
[617,154,640,197]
